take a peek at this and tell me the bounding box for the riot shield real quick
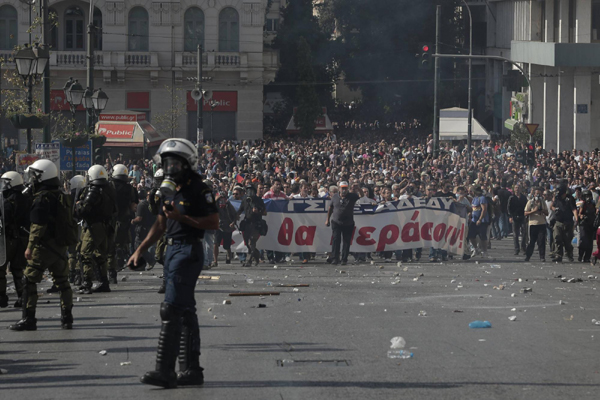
[0,187,6,266]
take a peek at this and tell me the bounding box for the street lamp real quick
[64,78,85,176]
[91,88,109,113]
[209,99,218,142]
[82,87,109,127]
[13,43,50,153]
[462,0,473,163]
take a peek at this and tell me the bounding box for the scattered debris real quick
[592,319,600,325]
[223,300,231,305]
[521,287,533,293]
[453,310,464,313]
[490,264,501,268]
[418,310,427,317]
[511,293,517,297]
[559,300,566,305]
[508,316,517,322]
[120,361,132,366]
[198,275,220,280]
[258,304,267,308]
[493,285,505,290]
[99,350,107,356]
[277,284,309,288]
[293,288,299,292]
[207,308,212,312]
[245,279,254,284]
[229,292,280,297]
[469,320,492,329]
[213,315,218,319]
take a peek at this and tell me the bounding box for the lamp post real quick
[209,99,218,142]
[13,43,49,153]
[83,87,108,127]
[462,0,473,164]
[64,78,85,175]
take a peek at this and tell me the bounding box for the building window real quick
[0,5,17,50]
[65,6,85,50]
[94,8,102,51]
[184,7,204,51]
[264,18,279,32]
[593,0,600,41]
[128,7,149,51]
[219,7,239,52]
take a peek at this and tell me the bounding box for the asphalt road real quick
[1,238,600,400]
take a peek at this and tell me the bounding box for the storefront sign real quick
[97,124,136,139]
[99,113,146,122]
[187,91,238,112]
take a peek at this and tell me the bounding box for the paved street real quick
[1,238,600,399]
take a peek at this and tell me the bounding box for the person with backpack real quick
[0,171,32,309]
[9,160,75,331]
[75,165,118,294]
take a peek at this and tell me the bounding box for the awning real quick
[438,108,491,141]
[504,119,519,131]
[95,111,169,148]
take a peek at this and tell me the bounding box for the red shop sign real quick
[97,124,135,139]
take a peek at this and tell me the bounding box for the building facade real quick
[474,0,600,151]
[0,0,281,152]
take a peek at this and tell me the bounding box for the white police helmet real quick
[87,165,109,185]
[156,139,198,170]
[112,164,129,181]
[1,171,24,189]
[29,159,58,183]
[69,175,86,190]
[154,168,164,179]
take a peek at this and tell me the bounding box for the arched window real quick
[128,7,149,51]
[65,6,85,50]
[184,7,204,51]
[93,7,102,50]
[49,8,58,50]
[0,5,18,50]
[219,7,239,52]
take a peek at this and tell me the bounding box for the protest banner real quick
[15,152,40,174]
[221,198,468,255]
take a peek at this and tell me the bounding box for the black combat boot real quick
[177,312,204,386]
[140,303,182,388]
[46,284,59,293]
[0,293,8,308]
[108,270,118,285]
[78,280,93,295]
[92,278,111,293]
[13,297,22,308]
[157,276,166,294]
[10,308,37,331]
[61,305,74,329]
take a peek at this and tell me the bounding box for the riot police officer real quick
[0,171,31,308]
[68,175,85,286]
[129,138,219,389]
[149,168,167,293]
[75,165,117,294]
[238,184,267,267]
[9,160,73,330]
[107,164,138,283]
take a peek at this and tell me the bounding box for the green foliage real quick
[271,0,336,113]
[294,37,321,136]
[153,86,186,138]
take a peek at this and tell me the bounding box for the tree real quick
[271,0,336,119]
[152,85,186,138]
[294,37,322,136]
[325,0,463,123]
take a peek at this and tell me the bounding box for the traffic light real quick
[526,143,535,166]
[503,70,528,92]
[94,148,103,165]
[418,44,432,70]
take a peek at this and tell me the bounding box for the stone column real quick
[530,64,544,129]
[545,0,555,42]
[574,70,591,150]
[544,67,559,152]
[576,0,592,43]
[558,0,570,43]
[557,69,574,151]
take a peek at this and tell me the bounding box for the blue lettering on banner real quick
[53,140,92,171]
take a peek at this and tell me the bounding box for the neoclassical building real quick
[0,0,282,151]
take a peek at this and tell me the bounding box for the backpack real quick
[52,192,79,247]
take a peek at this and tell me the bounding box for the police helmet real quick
[1,171,24,190]
[87,165,109,186]
[111,164,129,181]
[154,168,164,179]
[28,159,58,184]
[69,175,86,191]
[156,139,198,170]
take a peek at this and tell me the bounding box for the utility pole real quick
[432,5,441,158]
[462,0,473,164]
[86,0,95,130]
[196,44,203,146]
[41,0,51,144]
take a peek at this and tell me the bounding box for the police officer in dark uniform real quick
[552,185,577,262]
[108,164,139,283]
[149,168,168,293]
[237,184,266,267]
[129,138,219,389]
[0,171,31,308]
[9,160,73,330]
[75,165,117,294]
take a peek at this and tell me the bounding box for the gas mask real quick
[22,168,42,196]
[159,156,187,197]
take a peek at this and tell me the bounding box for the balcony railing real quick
[0,51,14,64]
[175,52,248,69]
[51,51,104,67]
